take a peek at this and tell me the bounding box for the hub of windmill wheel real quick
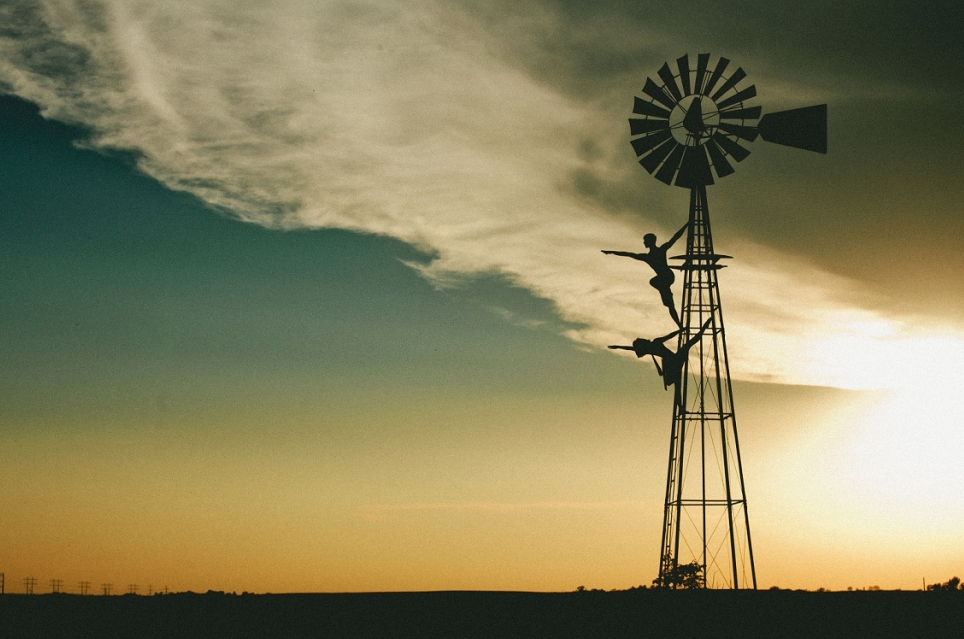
[670,95,720,146]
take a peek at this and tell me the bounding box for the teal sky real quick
[1,0,963,592]
[2,94,615,407]
[0,95,679,591]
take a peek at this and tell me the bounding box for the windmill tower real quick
[625,53,827,588]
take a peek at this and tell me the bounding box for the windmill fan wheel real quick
[629,53,761,188]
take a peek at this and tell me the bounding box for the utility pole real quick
[1,572,4,594]
[78,581,90,596]
[102,583,112,596]
[23,577,36,594]
[50,578,63,594]
[127,584,138,595]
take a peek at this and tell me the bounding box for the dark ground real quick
[1,590,962,639]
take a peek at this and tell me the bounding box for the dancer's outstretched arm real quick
[661,221,688,250]
[681,318,714,351]
[601,250,648,261]
[697,316,713,336]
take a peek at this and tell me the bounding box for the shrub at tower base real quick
[651,559,705,589]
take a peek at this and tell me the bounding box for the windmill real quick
[626,53,826,588]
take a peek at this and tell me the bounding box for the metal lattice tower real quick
[660,185,754,588]
[619,53,826,588]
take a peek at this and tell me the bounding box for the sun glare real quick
[806,325,964,391]
[825,332,964,521]
[772,328,964,539]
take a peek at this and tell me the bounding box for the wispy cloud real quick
[3,0,962,389]
[355,500,643,521]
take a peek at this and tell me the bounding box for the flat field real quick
[1,590,962,638]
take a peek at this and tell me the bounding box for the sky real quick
[0,0,962,593]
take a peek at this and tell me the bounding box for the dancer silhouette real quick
[609,318,713,390]
[603,222,687,326]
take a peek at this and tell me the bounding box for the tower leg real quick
[657,185,756,589]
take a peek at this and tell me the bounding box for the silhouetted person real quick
[602,222,688,326]
[609,318,713,391]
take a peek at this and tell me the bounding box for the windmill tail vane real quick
[628,52,826,188]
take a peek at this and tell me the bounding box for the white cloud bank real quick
[2,0,961,389]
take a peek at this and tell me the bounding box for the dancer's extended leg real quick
[659,287,681,327]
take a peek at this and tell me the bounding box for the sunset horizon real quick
[2,0,963,597]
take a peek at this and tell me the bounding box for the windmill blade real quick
[715,84,756,111]
[677,54,691,96]
[631,128,673,157]
[704,138,736,177]
[658,62,683,102]
[712,132,751,162]
[693,53,710,95]
[711,67,747,101]
[702,57,729,96]
[639,138,678,174]
[654,143,686,185]
[675,145,714,188]
[718,121,759,142]
[643,77,677,109]
[630,118,671,136]
[719,106,762,120]
[758,104,828,154]
[633,96,671,119]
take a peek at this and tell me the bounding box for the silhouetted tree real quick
[652,560,705,589]
[926,577,962,591]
